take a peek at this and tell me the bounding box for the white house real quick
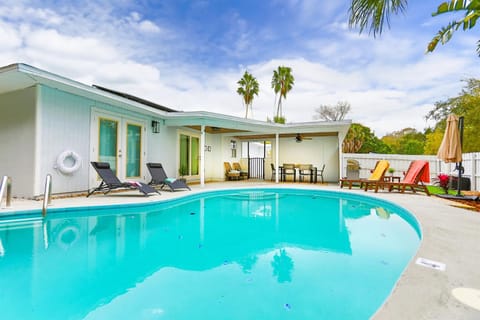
[0,63,351,198]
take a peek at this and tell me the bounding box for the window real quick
[241,141,271,158]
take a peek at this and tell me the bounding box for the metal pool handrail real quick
[0,176,12,208]
[42,174,52,217]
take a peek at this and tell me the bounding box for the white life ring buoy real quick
[56,150,82,174]
[56,224,80,250]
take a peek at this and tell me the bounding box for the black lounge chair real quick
[87,162,160,197]
[146,163,191,191]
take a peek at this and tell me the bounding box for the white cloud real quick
[0,0,477,139]
[0,21,22,49]
[0,5,63,25]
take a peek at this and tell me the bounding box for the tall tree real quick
[236,71,259,119]
[381,128,426,154]
[425,78,480,152]
[271,66,295,123]
[313,101,351,121]
[348,0,480,55]
[342,123,390,153]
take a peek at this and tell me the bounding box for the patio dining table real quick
[278,164,318,183]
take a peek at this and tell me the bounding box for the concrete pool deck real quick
[1,181,479,319]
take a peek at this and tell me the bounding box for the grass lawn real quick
[427,185,461,196]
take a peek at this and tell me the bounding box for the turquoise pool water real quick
[0,188,420,319]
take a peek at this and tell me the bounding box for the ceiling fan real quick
[295,133,312,143]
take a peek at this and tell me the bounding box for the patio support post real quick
[200,124,205,187]
[275,133,279,183]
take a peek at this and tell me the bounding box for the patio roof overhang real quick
[163,111,351,139]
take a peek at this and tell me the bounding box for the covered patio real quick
[163,111,351,186]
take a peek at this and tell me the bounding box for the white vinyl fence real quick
[342,152,480,191]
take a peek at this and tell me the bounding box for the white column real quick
[275,133,279,183]
[200,125,205,187]
[338,134,344,180]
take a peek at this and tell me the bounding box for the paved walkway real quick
[1,181,480,319]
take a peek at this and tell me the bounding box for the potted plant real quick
[437,174,450,194]
[388,168,395,176]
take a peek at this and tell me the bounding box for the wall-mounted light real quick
[230,140,237,158]
[151,120,161,133]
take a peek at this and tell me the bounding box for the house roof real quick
[92,84,178,113]
[0,63,351,138]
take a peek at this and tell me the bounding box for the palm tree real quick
[348,0,480,55]
[237,71,259,119]
[271,66,294,123]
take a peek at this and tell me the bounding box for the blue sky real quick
[0,0,478,136]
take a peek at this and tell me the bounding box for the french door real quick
[91,111,146,186]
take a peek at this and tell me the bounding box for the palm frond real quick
[349,0,407,37]
[428,2,480,54]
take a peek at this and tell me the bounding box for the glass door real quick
[125,123,142,178]
[191,136,199,175]
[99,117,119,175]
[92,111,146,185]
[179,134,199,177]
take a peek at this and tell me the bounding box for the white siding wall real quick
[205,134,224,181]
[38,86,92,195]
[38,86,175,196]
[0,87,36,197]
[146,124,178,180]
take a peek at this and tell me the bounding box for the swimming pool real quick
[0,188,421,319]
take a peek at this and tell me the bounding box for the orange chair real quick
[384,160,430,195]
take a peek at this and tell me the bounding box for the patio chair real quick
[270,163,277,181]
[340,160,389,190]
[146,163,191,191]
[316,164,325,184]
[232,162,248,180]
[383,160,431,196]
[224,162,240,181]
[87,162,160,197]
[298,164,314,183]
[282,163,296,182]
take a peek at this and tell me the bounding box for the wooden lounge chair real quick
[146,163,191,191]
[384,160,431,196]
[87,162,160,197]
[224,162,240,180]
[232,162,248,179]
[340,160,389,190]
